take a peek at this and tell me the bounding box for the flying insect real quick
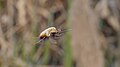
[35,26,70,45]
[35,27,58,44]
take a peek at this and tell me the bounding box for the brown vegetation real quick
[0,0,119,67]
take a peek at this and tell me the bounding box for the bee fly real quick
[35,27,58,45]
[35,27,70,45]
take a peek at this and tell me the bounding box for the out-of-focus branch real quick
[69,0,104,67]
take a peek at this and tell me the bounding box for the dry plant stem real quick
[33,46,45,61]
[95,0,119,32]
[69,0,104,67]
[50,44,64,57]
[0,0,67,66]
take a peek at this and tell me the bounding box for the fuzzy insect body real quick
[35,27,70,45]
[39,27,58,40]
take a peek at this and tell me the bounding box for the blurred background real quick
[0,0,120,67]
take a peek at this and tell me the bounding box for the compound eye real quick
[39,36,44,40]
[51,32,57,36]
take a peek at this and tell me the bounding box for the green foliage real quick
[0,0,5,10]
[64,32,72,67]
[41,41,50,64]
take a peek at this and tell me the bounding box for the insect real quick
[35,26,70,45]
[35,27,58,44]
